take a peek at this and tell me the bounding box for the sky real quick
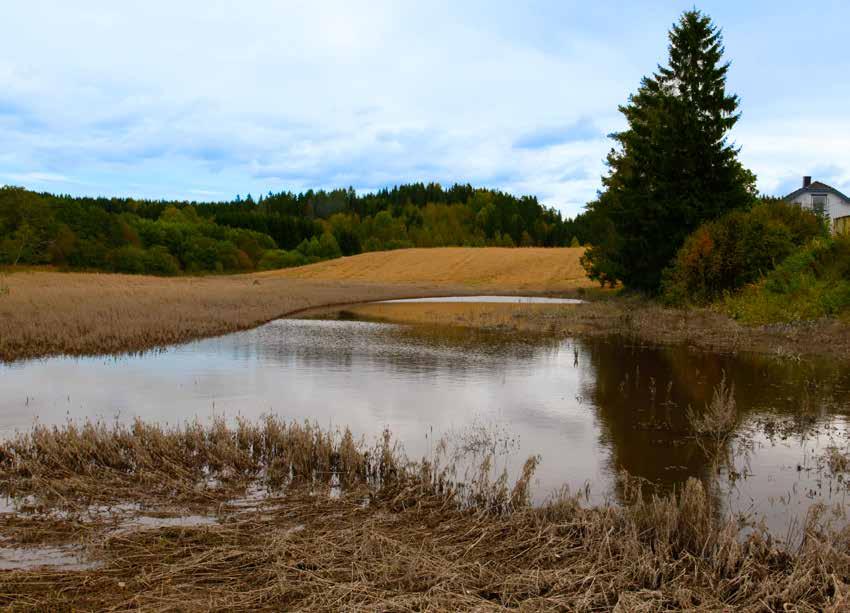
[1,1,849,218]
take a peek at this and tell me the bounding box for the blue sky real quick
[2,1,849,217]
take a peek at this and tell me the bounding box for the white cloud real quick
[3,172,77,184]
[1,1,849,216]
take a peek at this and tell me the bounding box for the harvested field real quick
[272,246,594,292]
[0,270,473,363]
[1,418,849,611]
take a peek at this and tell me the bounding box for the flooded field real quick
[3,311,850,535]
[377,295,585,304]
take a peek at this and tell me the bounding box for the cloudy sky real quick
[2,1,848,217]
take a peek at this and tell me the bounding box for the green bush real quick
[109,246,147,274]
[662,201,824,305]
[296,233,342,260]
[143,245,180,275]
[183,236,222,272]
[257,249,308,270]
[724,236,850,323]
[384,239,414,250]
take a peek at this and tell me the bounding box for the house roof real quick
[785,181,850,202]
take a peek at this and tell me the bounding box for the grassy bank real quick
[334,296,850,360]
[1,418,848,610]
[0,270,460,363]
[725,236,850,325]
[0,248,591,363]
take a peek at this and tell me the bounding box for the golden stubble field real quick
[271,246,592,291]
[0,247,591,361]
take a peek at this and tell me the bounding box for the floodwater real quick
[3,313,850,535]
[378,296,585,304]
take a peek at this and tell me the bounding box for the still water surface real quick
[378,296,585,304]
[3,316,850,534]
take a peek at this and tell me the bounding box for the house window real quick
[811,194,828,217]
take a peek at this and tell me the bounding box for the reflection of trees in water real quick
[576,337,850,507]
[226,320,564,378]
[192,321,850,519]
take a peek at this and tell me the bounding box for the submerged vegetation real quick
[2,418,850,610]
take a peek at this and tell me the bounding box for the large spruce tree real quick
[583,10,756,292]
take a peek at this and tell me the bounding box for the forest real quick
[0,183,581,275]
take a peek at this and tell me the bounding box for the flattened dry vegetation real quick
[0,247,591,362]
[2,419,850,611]
[0,270,465,362]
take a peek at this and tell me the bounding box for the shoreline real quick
[317,296,850,362]
[2,269,850,363]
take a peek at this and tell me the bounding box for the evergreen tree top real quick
[657,10,739,134]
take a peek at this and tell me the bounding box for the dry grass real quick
[341,301,581,332]
[272,247,594,292]
[0,270,479,362]
[687,372,737,444]
[329,297,850,360]
[0,248,594,362]
[2,419,850,611]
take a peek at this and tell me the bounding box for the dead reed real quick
[0,270,473,362]
[2,419,850,610]
[686,372,737,445]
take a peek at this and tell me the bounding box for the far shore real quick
[2,247,850,363]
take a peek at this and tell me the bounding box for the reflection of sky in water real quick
[378,296,584,304]
[3,318,850,534]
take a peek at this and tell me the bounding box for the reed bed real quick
[2,419,850,610]
[0,270,466,362]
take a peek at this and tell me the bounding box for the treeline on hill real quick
[0,183,579,275]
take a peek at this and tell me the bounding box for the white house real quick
[784,176,850,234]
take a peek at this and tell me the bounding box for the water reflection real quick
[2,318,850,533]
[379,296,584,304]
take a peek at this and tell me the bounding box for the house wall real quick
[788,191,850,230]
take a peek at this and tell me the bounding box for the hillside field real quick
[270,247,592,292]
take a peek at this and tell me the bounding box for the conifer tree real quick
[583,10,756,292]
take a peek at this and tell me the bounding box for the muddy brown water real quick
[3,308,850,536]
